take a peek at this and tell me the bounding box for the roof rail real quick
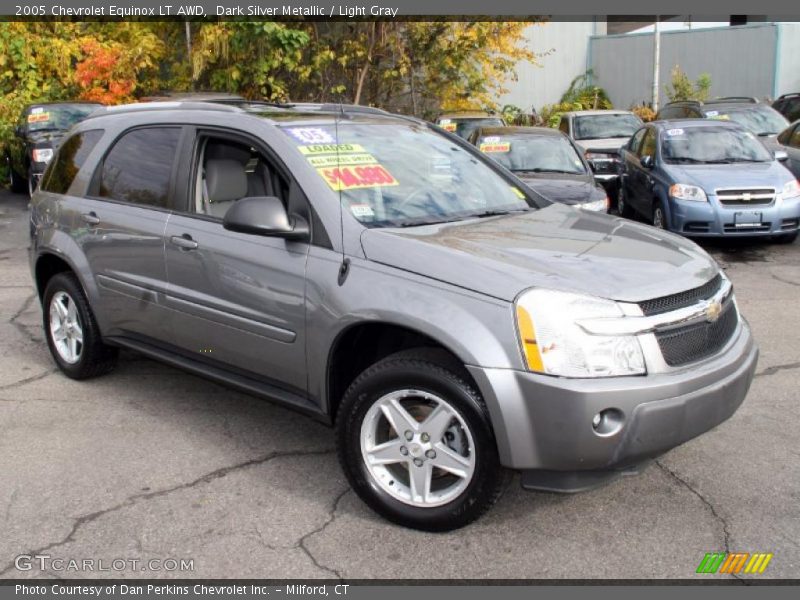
[221,100,393,116]
[777,92,800,100]
[85,101,242,119]
[662,100,702,107]
[708,96,759,104]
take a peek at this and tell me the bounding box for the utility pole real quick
[652,15,661,112]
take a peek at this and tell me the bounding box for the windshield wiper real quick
[513,168,580,174]
[466,208,530,218]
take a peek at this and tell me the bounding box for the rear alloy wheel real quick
[43,272,118,379]
[652,203,667,230]
[336,349,505,531]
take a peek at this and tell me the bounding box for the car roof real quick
[562,110,635,117]
[476,126,561,137]
[437,112,498,120]
[24,101,103,109]
[81,101,416,129]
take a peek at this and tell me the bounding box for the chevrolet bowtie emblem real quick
[705,300,722,322]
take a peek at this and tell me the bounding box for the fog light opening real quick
[592,408,624,437]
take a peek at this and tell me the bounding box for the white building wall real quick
[498,20,601,113]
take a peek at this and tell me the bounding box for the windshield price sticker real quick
[28,112,50,123]
[441,123,457,132]
[306,153,378,168]
[480,142,511,153]
[666,128,685,136]
[709,114,730,120]
[317,164,399,191]
[297,143,366,155]
[286,127,335,144]
[350,204,375,217]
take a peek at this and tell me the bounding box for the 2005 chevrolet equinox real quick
[29,102,759,531]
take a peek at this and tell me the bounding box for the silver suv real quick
[29,102,758,531]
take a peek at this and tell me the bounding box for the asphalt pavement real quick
[1,188,798,580]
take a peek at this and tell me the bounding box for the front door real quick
[163,131,310,395]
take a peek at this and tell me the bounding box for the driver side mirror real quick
[223,196,309,240]
[774,150,789,162]
[640,155,655,169]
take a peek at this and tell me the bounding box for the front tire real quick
[617,184,634,218]
[652,202,668,230]
[335,349,505,531]
[43,272,118,379]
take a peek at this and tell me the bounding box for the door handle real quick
[81,212,100,226]
[170,234,198,250]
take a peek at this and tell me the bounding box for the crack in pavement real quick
[0,369,58,393]
[754,361,800,378]
[655,460,745,584]
[771,273,800,288]
[0,448,335,578]
[297,488,351,580]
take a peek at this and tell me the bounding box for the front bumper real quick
[670,195,800,237]
[467,318,758,472]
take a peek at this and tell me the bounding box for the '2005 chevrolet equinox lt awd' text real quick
[29,102,758,531]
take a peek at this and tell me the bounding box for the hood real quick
[360,204,718,303]
[26,129,66,146]
[668,161,792,191]
[515,173,599,205]
[574,138,627,152]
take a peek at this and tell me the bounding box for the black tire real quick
[335,348,506,532]
[7,158,26,194]
[652,201,668,230]
[617,184,634,218]
[773,231,798,244]
[42,272,118,379]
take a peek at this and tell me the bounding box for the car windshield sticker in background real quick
[480,140,511,153]
[510,186,526,199]
[286,127,335,144]
[709,114,731,120]
[667,128,685,136]
[706,111,719,117]
[292,141,400,191]
[438,119,457,132]
[28,110,50,124]
[349,204,375,218]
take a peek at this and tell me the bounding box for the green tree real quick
[665,65,712,102]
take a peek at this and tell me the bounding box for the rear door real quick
[162,128,310,396]
[78,126,184,343]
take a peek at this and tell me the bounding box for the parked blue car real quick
[617,119,800,242]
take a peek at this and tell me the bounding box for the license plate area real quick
[734,211,762,227]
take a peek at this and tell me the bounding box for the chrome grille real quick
[655,300,739,366]
[638,274,722,316]
[715,187,775,206]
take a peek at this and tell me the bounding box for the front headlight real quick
[515,289,645,378]
[32,148,53,163]
[669,183,707,202]
[578,198,608,212]
[781,179,800,200]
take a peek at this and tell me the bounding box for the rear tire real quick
[335,349,506,531]
[43,272,118,380]
[617,184,634,218]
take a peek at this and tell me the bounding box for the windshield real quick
[437,117,504,139]
[478,134,587,175]
[25,104,101,132]
[704,106,789,136]
[573,114,642,140]
[281,121,532,227]
[661,126,773,164]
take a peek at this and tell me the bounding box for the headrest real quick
[205,159,247,203]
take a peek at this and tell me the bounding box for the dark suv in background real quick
[773,93,800,123]
[655,97,789,150]
[6,102,102,196]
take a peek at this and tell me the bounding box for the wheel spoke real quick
[380,398,418,435]
[432,443,472,478]
[409,462,432,504]
[68,337,78,360]
[66,299,77,323]
[51,324,67,342]
[72,323,83,344]
[54,298,68,320]
[366,439,407,465]
[420,402,455,442]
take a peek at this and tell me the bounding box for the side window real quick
[97,127,181,208]
[41,129,103,195]
[638,128,657,159]
[628,128,647,154]
[777,126,792,145]
[558,117,570,135]
[193,136,292,220]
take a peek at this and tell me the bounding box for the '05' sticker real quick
[317,164,399,191]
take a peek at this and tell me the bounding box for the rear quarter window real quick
[41,129,104,195]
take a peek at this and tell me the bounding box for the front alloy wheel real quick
[360,389,476,507]
[336,349,505,531]
[49,291,84,364]
[653,204,667,229]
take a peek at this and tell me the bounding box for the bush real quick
[630,104,656,122]
[665,65,711,102]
